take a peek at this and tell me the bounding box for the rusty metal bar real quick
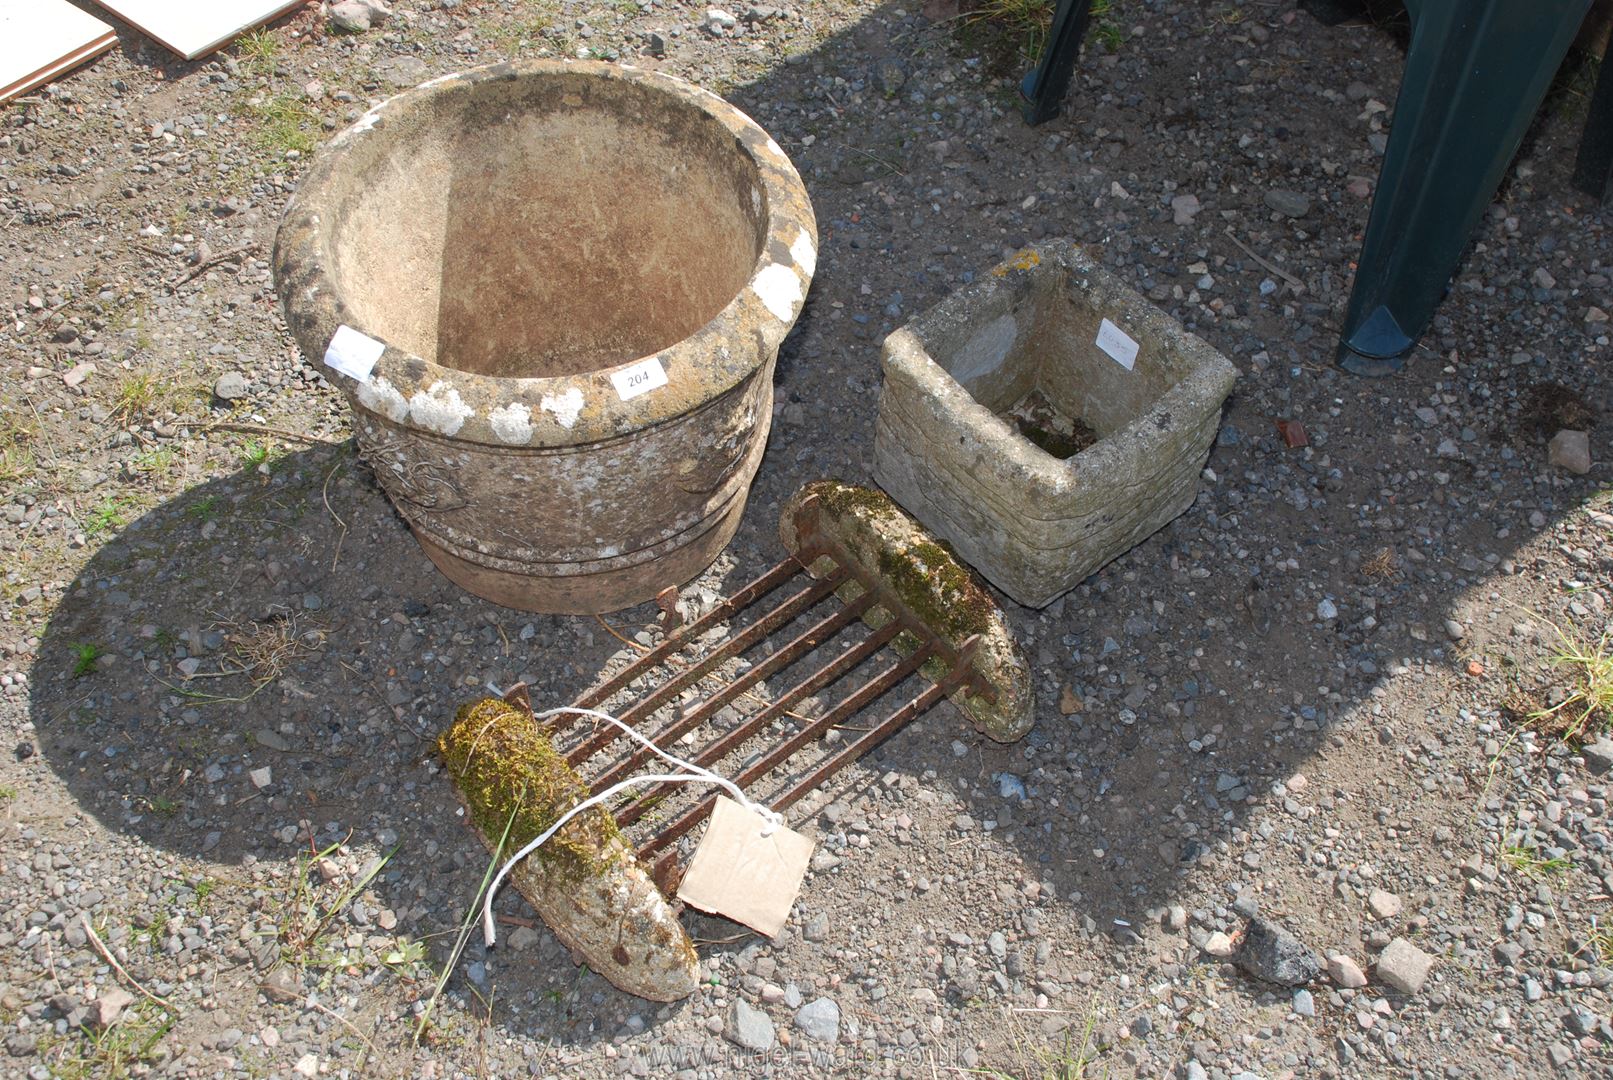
[635,642,938,856]
[807,527,988,699]
[570,556,806,714]
[643,658,964,888]
[613,619,906,829]
[566,567,849,766]
[768,667,962,813]
[587,591,878,793]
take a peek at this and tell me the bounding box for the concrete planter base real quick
[874,241,1237,608]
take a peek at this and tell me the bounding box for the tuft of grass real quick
[280,840,397,969]
[141,794,179,816]
[0,408,37,486]
[134,909,170,948]
[1587,917,1613,965]
[383,935,427,968]
[1527,618,1612,742]
[1502,845,1570,880]
[237,28,279,76]
[416,805,519,1044]
[71,642,104,678]
[247,93,320,155]
[192,877,218,912]
[961,0,1057,62]
[968,996,1106,1080]
[130,446,179,478]
[83,496,134,537]
[1360,546,1398,577]
[0,784,17,799]
[952,0,1125,74]
[37,997,175,1079]
[163,614,321,704]
[240,440,271,470]
[186,495,220,522]
[110,372,200,427]
[1090,0,1124,52]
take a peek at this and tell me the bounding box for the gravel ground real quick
[2,1,1611,1077]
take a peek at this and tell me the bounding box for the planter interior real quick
[929,268,1181,455]
[331,73,765,380]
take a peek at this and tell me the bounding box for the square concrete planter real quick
[874,241,1237,608]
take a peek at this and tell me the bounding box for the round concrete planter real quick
[273,61,816,613]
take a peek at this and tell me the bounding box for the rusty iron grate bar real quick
[546,524,996,895]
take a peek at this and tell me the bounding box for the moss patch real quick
[876,539,993,640]
[802,481,996,642]
[437,698,624,882]
[815,478,901,525]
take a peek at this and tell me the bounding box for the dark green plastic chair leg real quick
[1337,0,1591,376]
[1019,0,1093,126]
[1571,46,1613,201]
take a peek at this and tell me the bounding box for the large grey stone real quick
[1264,188,1312,217]
[1582,738,1613,775]
[794,997,840,1043]
[725,999,774,1051]
[1327,954,1368,988]
[1548,429,1591,475]
[89,988,133,1029]
[213,371,248,401]
[874,241,1237,607]
[1377,938,1435,995]
[330,0,389,32]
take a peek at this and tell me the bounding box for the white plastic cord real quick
[479,704,782,947]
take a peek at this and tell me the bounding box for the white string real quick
[479,704,782,947]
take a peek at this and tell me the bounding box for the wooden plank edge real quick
[92,0,306,61]
[0,31,117,106]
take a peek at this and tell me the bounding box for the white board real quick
[90,0,306,61]
[0,1,117,105]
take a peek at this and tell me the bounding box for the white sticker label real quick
[323,324,387,381]
[1095,318,1140,371]
[610,357,668,401]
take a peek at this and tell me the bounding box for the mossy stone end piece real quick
[437,698,699,1001]
[779,481,1034,742]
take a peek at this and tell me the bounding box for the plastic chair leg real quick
[1572,44,1613,201]
[1019,0,1093,126]
[1337,0,1591,376]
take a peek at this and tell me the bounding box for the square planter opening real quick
[874,241,1237,608]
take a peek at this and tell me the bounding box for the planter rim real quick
[881,240,1238,493]
[273,59,817,449]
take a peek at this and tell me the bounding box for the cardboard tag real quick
[323,324,386,381]
[677,796,812,938]
[610,357,668,401]
[1095,318,1139,371]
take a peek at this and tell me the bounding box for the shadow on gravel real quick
[23,0,1611,1051]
